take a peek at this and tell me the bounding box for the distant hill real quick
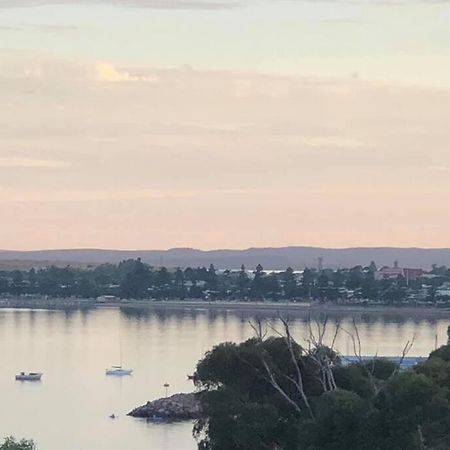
[0,259,97,271]
[1,247,450,270]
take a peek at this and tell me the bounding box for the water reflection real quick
[0,306,448,450]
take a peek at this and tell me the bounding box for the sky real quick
[1,0,450,250]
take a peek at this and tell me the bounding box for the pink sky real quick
[1,1,450,250]
[1,59,450,249]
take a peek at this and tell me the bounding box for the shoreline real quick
[120,300,450,319]
[1,297,450,319]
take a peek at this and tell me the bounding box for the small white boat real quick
[105,366,133,376]
[15,372,43,381]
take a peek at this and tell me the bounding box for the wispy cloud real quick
[0,25,20,30]
[0,158,70,169]
[426,165,450,173]
[0,0,447,9]
[0,24,78,32]
[95,62,158,82]
[0,188,198,203]
[0,0,241,9]
[270,136,365,149]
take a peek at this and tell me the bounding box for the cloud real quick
[0,25,20,30]
[32,24,79,33]
[0,0,447,9]
[0,24,78,33]
[0,188,198,203]
[271,136,365,149]
[0,0,241,9]
[0,158,70,169]
[95,62,158,82]
[426,165,450,172]
[2,53,450,249]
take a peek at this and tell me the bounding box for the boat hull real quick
[15,373,42,381]
[105,368,133,376]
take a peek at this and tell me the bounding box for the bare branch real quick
[277,315,314,418]
[330,320,341,351]
[261,359,303,415]
[249,317,268,341]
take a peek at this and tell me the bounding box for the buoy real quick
[164,383,170,397]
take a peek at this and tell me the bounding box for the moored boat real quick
[15,372,43,381]
[105,365,133,376]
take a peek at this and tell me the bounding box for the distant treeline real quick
[1,258,450,304]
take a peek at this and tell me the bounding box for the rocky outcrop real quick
[128,392,201,420]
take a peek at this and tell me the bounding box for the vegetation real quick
[193,321,450,450]
[0,438,35,450]
[1,258,450,305]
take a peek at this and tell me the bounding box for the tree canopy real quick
[193,321,450,450]
[3,259,450,306]
[0,438,35,450]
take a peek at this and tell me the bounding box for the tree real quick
[10,270,24,295]
[0,437,35,450]
[119,258,151,299]
[301,268,315,299]
[346,266,364,290]
[282,267,297,299]
[372,371,450,449]
[237,265,249,297]
[173,267,186,299]
[264,273,281,300]
[28,268,37,292]
[301,390,368,450]
[250,264,265,299]
[428,343,450,363]
[0,277,9,293]
[206,264,218,290]
[194,319,450,450]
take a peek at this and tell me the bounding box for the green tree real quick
[282,267,297,299]
[237,265,249,297]
[194,325,450,450]
[250,264,265,299]
[119,258,151,299]
[301,268,315,299]
[0,437,35,450]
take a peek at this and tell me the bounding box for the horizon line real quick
[3,245,450,253]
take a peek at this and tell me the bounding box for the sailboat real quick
[106,342,133,376]
[15,371,43,381]
[105,365,133,376]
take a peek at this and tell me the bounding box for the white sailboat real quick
[16,371,43,381]
[106,342,133,376]
[105,365,133,376]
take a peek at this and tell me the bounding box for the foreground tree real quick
[0,438,35,450]
[194,319,450,450]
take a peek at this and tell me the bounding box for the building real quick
[375,261,423,284]
[436,282,450,298]
[96,295,119,303]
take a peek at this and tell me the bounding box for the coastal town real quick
[2,258,450,307]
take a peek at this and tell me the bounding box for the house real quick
[436,282,450,298]
[375,261,423,284]
[96,295,119,303]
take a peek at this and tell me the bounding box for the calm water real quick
[0,306,449,450]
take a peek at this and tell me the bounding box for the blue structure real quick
[341,356,426,370]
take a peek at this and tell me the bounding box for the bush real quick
[0,437,35,450]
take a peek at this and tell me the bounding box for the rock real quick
[128,392,201,420]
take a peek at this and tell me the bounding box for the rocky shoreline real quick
[128,392,201,420]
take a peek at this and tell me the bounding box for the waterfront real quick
[0,306,449,450]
